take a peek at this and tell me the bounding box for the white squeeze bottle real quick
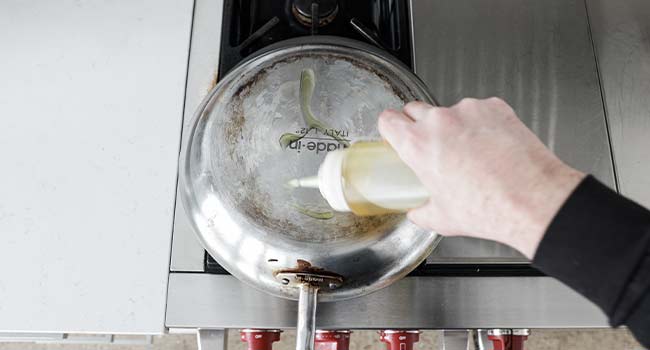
[291,141,429,216]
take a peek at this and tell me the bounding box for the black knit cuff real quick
[533,175,650,324]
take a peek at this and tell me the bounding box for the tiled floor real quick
[0,329,644,350]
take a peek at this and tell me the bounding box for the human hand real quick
[378,98,585,259]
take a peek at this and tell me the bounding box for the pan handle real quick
[295,284,318,350]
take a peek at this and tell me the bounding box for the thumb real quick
[407,205,434,230]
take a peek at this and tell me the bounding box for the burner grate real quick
[218,0,414,76]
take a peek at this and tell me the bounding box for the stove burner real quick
[217,0,415,77]
[292,0,339,28]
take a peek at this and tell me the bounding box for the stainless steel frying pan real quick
[180,36,440,350]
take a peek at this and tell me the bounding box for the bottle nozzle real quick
[286,176,320,189]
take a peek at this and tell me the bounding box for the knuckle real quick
[457,97,478,106]
[427,108,461,133]
[486,96,512,112]
[486,96,505,105]
[426,106,447,118]
[404,101,424,110]
[404,101,435,121]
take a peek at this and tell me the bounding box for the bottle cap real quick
[318,150,351,212]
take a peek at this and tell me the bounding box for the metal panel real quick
[427,237,525,264]
[170,0,225,272]
[410,0,615,263]
[442,330,470,350]
[586,0,650,208]
[197,329,228,350]
[165,274,608,329]
[0,334,154,345]
[0,0,193,333]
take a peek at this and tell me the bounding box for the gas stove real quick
[167,0,617,339]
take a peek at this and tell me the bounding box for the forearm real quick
[532,175,650,346]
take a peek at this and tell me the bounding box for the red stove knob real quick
[510,329,530,350]
[379,330,420,350]
[240,329,282,350]
[487,329,511,350]
[487,329,530,350]
[315,330,352,350]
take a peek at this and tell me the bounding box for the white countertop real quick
[0,0,193,334]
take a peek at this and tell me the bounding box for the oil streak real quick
[278,69,350,149]
[291,204,334,220]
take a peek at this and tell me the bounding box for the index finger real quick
[403,101,435,121]
[378,109,414,148]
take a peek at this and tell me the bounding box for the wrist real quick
[508,161,585,259]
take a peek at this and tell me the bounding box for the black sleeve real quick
[532,175,650,346]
